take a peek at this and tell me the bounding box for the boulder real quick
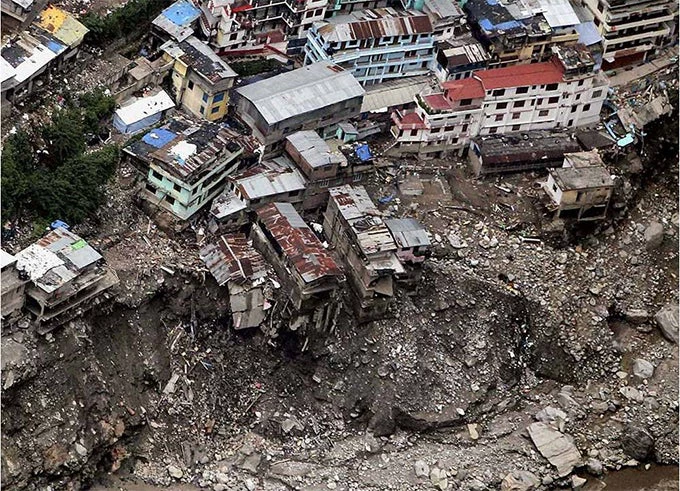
[500,470,541,491]
[644,222,664,250]
[527,422,582,477]
[167,465,183,479]
[655,303,678,343]
[621,424,654,461]
[585,458,603,476]
[571,475,587,489]
[632,359,654,379]
[414,460,429,478]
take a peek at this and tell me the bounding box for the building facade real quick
[389,45,609,159]
[1,250,28,322]
[233,61,364,154]
[304,8,435,86]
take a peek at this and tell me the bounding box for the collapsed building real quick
[1,250,28,322]
[252,202,345,334]
[324,185,404,321]
[543,150,614,221]
[200,233,270,329]
[14,228,119,329]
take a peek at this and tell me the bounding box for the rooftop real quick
[474,61,563,89]
[471,131,581,164]
[465,0,524,35]
[442,77,486,100]
[385,218,430,249]
[15,228,103,294]
[551,44,595,72]
[1,249,17,269]
[537,0,579,28]
[2,33,59,84]
[124,116,244,183]
[439,39,491,67]
[200,233,267,286]
[328,185,397,256]
[114,89,175,127]
[34,5,89,47]
[285,130,348,169]
[361,74,433,113]
[423,0,464,21]
[210,188,248,219]
[549,165,613,191]
[318,8,433,43]
[256,202,343,284]
[231,157,306,200]
[153,0,201,41]
[235,61,365,125]
[162,35,237,84]
[563,150,605,169]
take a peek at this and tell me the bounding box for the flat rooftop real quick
[286,130,348,169]
[550,165,613,191]
[472,131,581,164]
[162,35,236,84]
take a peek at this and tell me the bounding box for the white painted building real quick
[304,8,436,86]
[389,44,609,159]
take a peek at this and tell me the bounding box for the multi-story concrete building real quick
[14,228,119,328]
[389,45,609,159]
[1,0,32,22]
[433,36,490,82]
[1,250,28,322]
[401,0,465,41]
[324,185,404,321]
[161,35,237,121]
[304,8,435,86]
[583,0,678,69]
[123,116,256,221]
[464,0,582,67]
[233,61,364,155]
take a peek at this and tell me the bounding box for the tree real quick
[42,108,86,165]
[1,131,39,223]
[80,88,116,131]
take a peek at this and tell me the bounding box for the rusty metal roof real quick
[256,203,343,284]
[200,233,267,286]
[318,8,433,43]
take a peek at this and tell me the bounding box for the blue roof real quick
[142,128,177,148]
[355,144,372,162]
[574,21,602,46]
[161,0,201,26]
[479,18,522,31]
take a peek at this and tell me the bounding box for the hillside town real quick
[0,0,679,489]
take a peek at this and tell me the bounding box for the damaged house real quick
[200,233,269,329]
[324,185,404,321]
[1,250,29,322]
[252,202,345,334]
[284,130,374,210]
[542,150,614,221]
[14,227,119,328]
[233,61,365,156]
[123,116,255,222]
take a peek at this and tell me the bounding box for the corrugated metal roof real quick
[537,0,579,28]
[15,228,102,293]
[318,8,433,42]
[328,185,397,256]
[474,61,563,90]
[35,5,89,47]
[285,131,347,169]
[361,75,432,113]
[232,157,306,200]
[115,89,175,126]
[442,77,485,100]
[385,218,430,248]
[424,0,464,21]
[2,33,58,84]
[210,188,247,219]
[235,61,364,125]
[163,35,237,83]
[200,233,267,286]
[256,203,343,284]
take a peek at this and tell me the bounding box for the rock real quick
[591,401,609,414]
[632,359,654,379]
[535,406,567,431]
[238,453,261,474]
[500,470,540,491]
[542,476,553,486]
[244,479,256,491]
[619,386,644,403]
[556,392,578,409]
[527,422,582,477]
[644,222,664,250]
[571,475,587,489]
[430,467,448,490]
[167,465,183,479]
[414,460,429,478]
[585,458,603,476]
[213,485,226,491]
[624,309,650,324]
[468,423,480,440]
[74,442,88,457]
[327,481,337,490]
[621,424,654,461]
[281,418,302,434]
[655,303,678,343]
[468,478,487,491]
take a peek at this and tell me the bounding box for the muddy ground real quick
[2,108,679,491]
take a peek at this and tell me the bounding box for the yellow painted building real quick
[161,35,237,121]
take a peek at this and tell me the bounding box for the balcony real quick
[392,110,427,130]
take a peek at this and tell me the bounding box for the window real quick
[145,183,157,194]
[188,80,194,90]
[202,92,208,103]
[173,183,182,193]
[229,32,238,40]
[213,92,225,103]
[211,106,220,114]
[251,198,261,204]
[410,129,418,136]
[512,113,520,120]
[576,191,584,202]
[460,98,472,106]
[497,102,508,109]
[567,119,574,126]
[151,170,163,181]
[516,86,529,94]
[548,96,559,104]
[552,183,557,192]
[514,100,525,108]
[578,80,584,86]
[166,195,175,205]
[537,98,544,105]
[353,174,363,182]
[592,90,603,98]
[495,114,504,121]
[288,190,301,197]
[492,89,505,97]
[511,124,520,131]
[546,83,559,91]
[462,124,468,132]
[489,127,498,134]
[583,103,591,111]
[575,94,581,101]
[200,105,205,114]
[571,106,578,113]
[539,109,549,117]
[432,127,441,133]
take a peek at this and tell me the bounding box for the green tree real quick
[80,88,116,130]
[1,131,39,223]
[42,108,86,165]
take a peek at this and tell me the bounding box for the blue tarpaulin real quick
[143,128,177,148]
[355,144,372,161]
[50,220,70,230]
[479,18,522,31]
[161,0,201,26]
[574,22,602,46]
